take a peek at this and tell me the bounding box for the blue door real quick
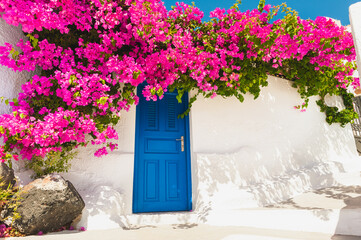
[133,85,192,213]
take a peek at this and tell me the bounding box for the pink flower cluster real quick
[0,224,12,237]
[0,0,357,162]
[0,108,118,160]
[0,0,92,33]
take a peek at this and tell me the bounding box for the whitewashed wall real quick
[56,75,361,230]
[1,18,361,230]
[0,18,32,115]
[190,76,360,213]
[350,2,361,71]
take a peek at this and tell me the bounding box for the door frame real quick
[132,87,192,213]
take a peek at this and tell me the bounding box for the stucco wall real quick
[1,18,361,230]
[350,2,361,71]
[61,109,136,229]
[191,76,360,213]
[0,18,33,115]
[55,75,361,230]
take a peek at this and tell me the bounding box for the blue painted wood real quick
[133,85,192,213]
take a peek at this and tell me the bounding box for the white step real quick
[122,186,361,236]
[205,186,361,236]
[121,212,198,229]
[206,208,361,235]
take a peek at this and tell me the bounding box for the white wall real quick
[57,76,361,230]
[1,18,360,230]
[350,2,361,71]
[0,18,33,115]
[61,108,136,229]
[191,76,360,213]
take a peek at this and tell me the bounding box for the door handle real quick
[176,136,184,152]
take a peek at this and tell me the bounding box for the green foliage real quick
[0,97,18,107]
[170,0,358,126]
[317,90,359,127]
[0,178,21,225]
[282,59,358,126]
[24,0,359,129]
[257,0,266,12]
[1,0,357,179]
[25,149,77,178]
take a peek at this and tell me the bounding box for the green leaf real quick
[12,98,18,106]
[97,96,109,105]
[257,0,266,12]
[156,88,163,97]
[69,75,77,85]
[224,68,232,74]
[111,38,116,47]
[176,93,183,103]
[132,70,142,80]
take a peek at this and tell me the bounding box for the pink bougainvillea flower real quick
[0,0,357,164]
[264,4,271,12]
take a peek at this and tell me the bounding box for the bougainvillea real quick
[0,0,358,170]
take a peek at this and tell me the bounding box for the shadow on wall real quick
[333,185,361,237]
[61,147,136,230]
[191,76,361,222]
[78,184,127,229]
[62,168,128,230]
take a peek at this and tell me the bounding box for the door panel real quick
[144,160,159,201]
[145,138,179,153]
[133,85,192,213]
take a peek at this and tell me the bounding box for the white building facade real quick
[1,15,361,230]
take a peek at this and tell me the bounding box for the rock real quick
[0,162,15,190]
[13,174,85,235]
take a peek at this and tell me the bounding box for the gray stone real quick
[13,174,85,235]
[0,162,15,190]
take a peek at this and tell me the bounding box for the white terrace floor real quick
[6,225,361,240]
[7,183,361,240]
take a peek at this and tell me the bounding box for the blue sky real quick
[162,0,360,25]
